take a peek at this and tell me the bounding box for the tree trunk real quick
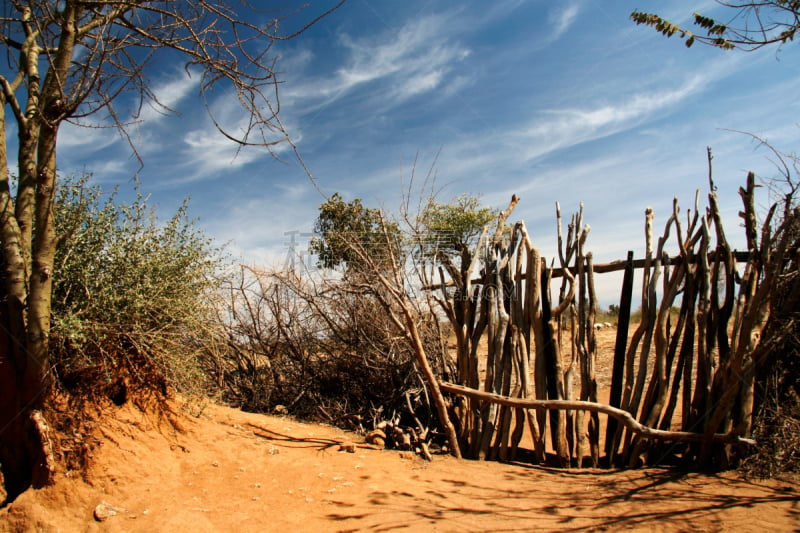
[0,311,56,502]
[0,80,49,503]
[0,4,78,499]
[22,120,59,404]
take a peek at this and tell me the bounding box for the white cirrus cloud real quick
[285,13,471,106]
[169,87,297,183]
[177,128,268,180]
[548,3,581,42]
[58,122,121,151]
[515,71,716,162]
[136,69,197,124]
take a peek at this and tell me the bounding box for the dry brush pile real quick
[210,265,453,438]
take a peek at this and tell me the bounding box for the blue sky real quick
[54,0,800,305]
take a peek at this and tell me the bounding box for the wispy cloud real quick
[163,89,294,184]
[515,71,713,161]
[58,122,121,151]
[136,70,197,124]
[181,128,266,175]
[548,3,581,42]
[285,13,470,106]
[56,69,201,181]
[205,190,320,267]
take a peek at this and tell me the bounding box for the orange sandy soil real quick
[1,397,798,533]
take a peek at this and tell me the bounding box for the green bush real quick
[50,174,225,398]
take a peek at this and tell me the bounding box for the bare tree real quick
[0,0,343,501]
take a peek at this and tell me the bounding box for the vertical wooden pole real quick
[584,253,600,467]
[605,250,634,464]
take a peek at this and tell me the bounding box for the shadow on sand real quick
[322,463,800,533]
[245,422,345,451]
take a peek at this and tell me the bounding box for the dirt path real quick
[2,399,797,532]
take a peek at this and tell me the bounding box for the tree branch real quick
[440,382,756,446]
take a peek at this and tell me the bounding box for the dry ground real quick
[1,397,798,532]
[1,327,798,532]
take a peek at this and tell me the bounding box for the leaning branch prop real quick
[439,382,756,446]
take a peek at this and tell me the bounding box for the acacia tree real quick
[310,192,402,274]
[416,193,496,301]
[631,1,800,50]
[418,194,495,262]
[0,0,342,500]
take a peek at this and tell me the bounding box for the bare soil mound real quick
[1,397,798,533]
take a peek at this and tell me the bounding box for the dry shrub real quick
[743,351,799,478]
[214,267,453,431]
[742,399,800,478]
[743,251,800,478]
[735,187,799,476]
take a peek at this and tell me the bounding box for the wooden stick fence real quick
[431,170,798,469]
